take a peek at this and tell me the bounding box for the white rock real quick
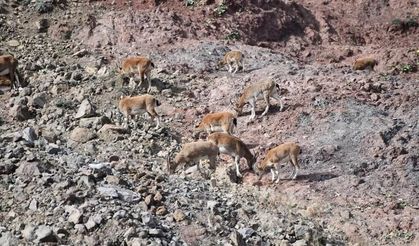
[29,199,38,211]
[22,224,36,241]
[74,99,96,119]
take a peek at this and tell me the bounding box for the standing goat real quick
[120,56,155,94]
[118,94,161,129]
[194,111,237,138]
[217,51,244,74]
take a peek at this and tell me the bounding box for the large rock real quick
[129,238,148,246]
[41,126,59,143]
[230,230,245,246]
[9,105,34,121]
[15,161,42,178]
[74,99,96,119]
[97,185,141,203]
[98,124,130,142]
[0,232,18,246]
[79,116,111,129]
[29,92,48,108]
[46,143,61,154]
[238,228,255,239]
[70,127,96,143]
[141,212,157,227]
[35,225,57,243]
[173,209,186,222]
[29,199,38,211]
[293,239,308,246]
[22,127,38,145]
[7,40,20,47]
[67,207,83,224]
[22,224,37,241]
[84,216,98,231]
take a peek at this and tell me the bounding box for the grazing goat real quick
[166,141,219,176]
[254,143,301,182]
[207,132,255,177]
[231,79,283,121]
[118,94,161,129]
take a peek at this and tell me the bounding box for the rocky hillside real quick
[0,0,418,245]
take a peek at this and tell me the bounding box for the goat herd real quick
[118,51,301,183]
[1,51,378,183]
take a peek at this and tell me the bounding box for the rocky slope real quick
[0,0,418,245]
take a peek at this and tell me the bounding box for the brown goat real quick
[353,57,378,71]
[254,143,301,182]
[0,55,21,89]
[121,56,155,93]
[118,94,161,129]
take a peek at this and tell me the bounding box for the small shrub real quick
[35,0,54,13]
[384,230,414,242]
[400,63,417,73]
[405,17,418,28]
[225,30,240,40]
[391,18,402,26]
[185,0,196,6]
[214,3,228,16]
[390,17,418,32]
[391,62,418,74]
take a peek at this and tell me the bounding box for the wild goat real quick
[231,79,283,121]
[218,50,243,74]
[120,56,155,94]
[353,57,378,71]
[118,94,161,129]
[166,141,219,176]
[194,111,237,138]
[207,132,255,177]
[254,143,301,182]
[0,55,21,89]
